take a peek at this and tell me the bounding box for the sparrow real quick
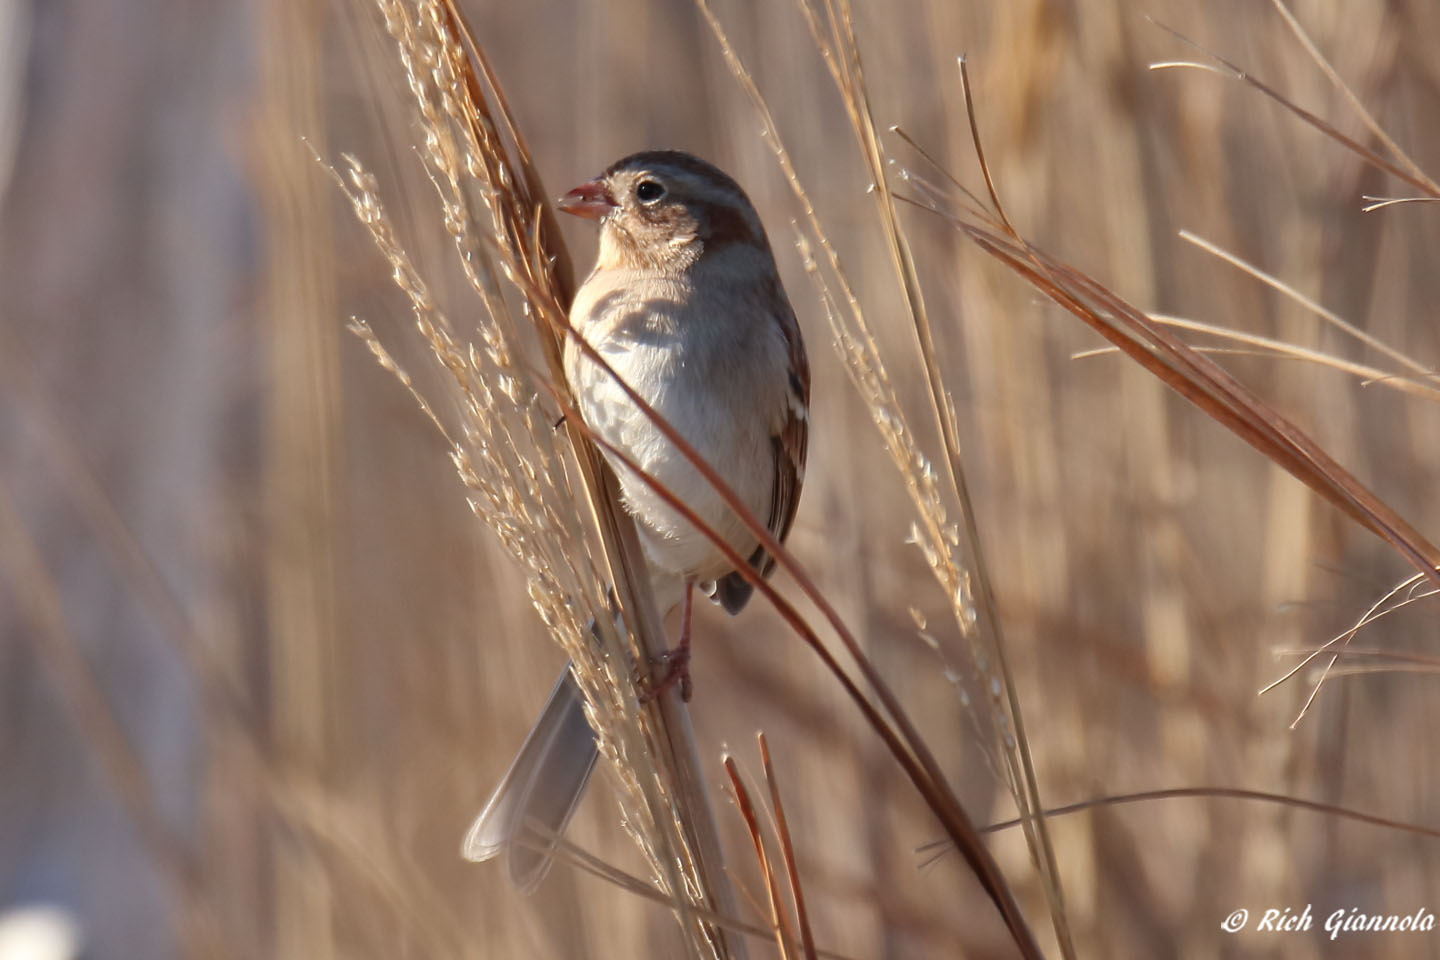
[462,150,810,892]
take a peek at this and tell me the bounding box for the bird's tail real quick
[461,666,598,893]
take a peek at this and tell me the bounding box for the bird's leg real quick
[645,579,694,702]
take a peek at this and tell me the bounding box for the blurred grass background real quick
[3,0,1440,957]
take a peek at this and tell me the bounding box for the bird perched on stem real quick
[463,150,809,892]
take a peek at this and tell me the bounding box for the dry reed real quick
[8,0,1440,956]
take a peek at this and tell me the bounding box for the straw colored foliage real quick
[3,0,1440,957]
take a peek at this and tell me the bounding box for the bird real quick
[462,150,810,893]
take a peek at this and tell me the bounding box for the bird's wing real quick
[715,300,809,614]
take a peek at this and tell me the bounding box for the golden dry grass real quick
[3,0,1440,957]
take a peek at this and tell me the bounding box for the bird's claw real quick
[641,645,693,703]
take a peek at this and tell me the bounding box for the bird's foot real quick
[641,644,693,703]
[641,580,694,702]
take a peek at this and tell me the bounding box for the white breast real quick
[564,259,787,587]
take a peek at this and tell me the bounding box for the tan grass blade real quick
[536,835,865,960]
[1361,196,1440,212]
[1178,231,1438,382]
[896,50,1440,746]
[1148,21,1440,200]
[724,756,798,960]
[759,734,818,960]
[916,786,1440,859]
[1258,570,1437,725]
[696,2,1051,955]
[1275,644,1440,669]
[899,158,1440,592]
[1266,0,1439,194]
[791,11,1072,951]
[1074,314,1440,403]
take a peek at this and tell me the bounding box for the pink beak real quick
[557,178,616,220]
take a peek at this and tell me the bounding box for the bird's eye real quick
[635,179,665,203]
